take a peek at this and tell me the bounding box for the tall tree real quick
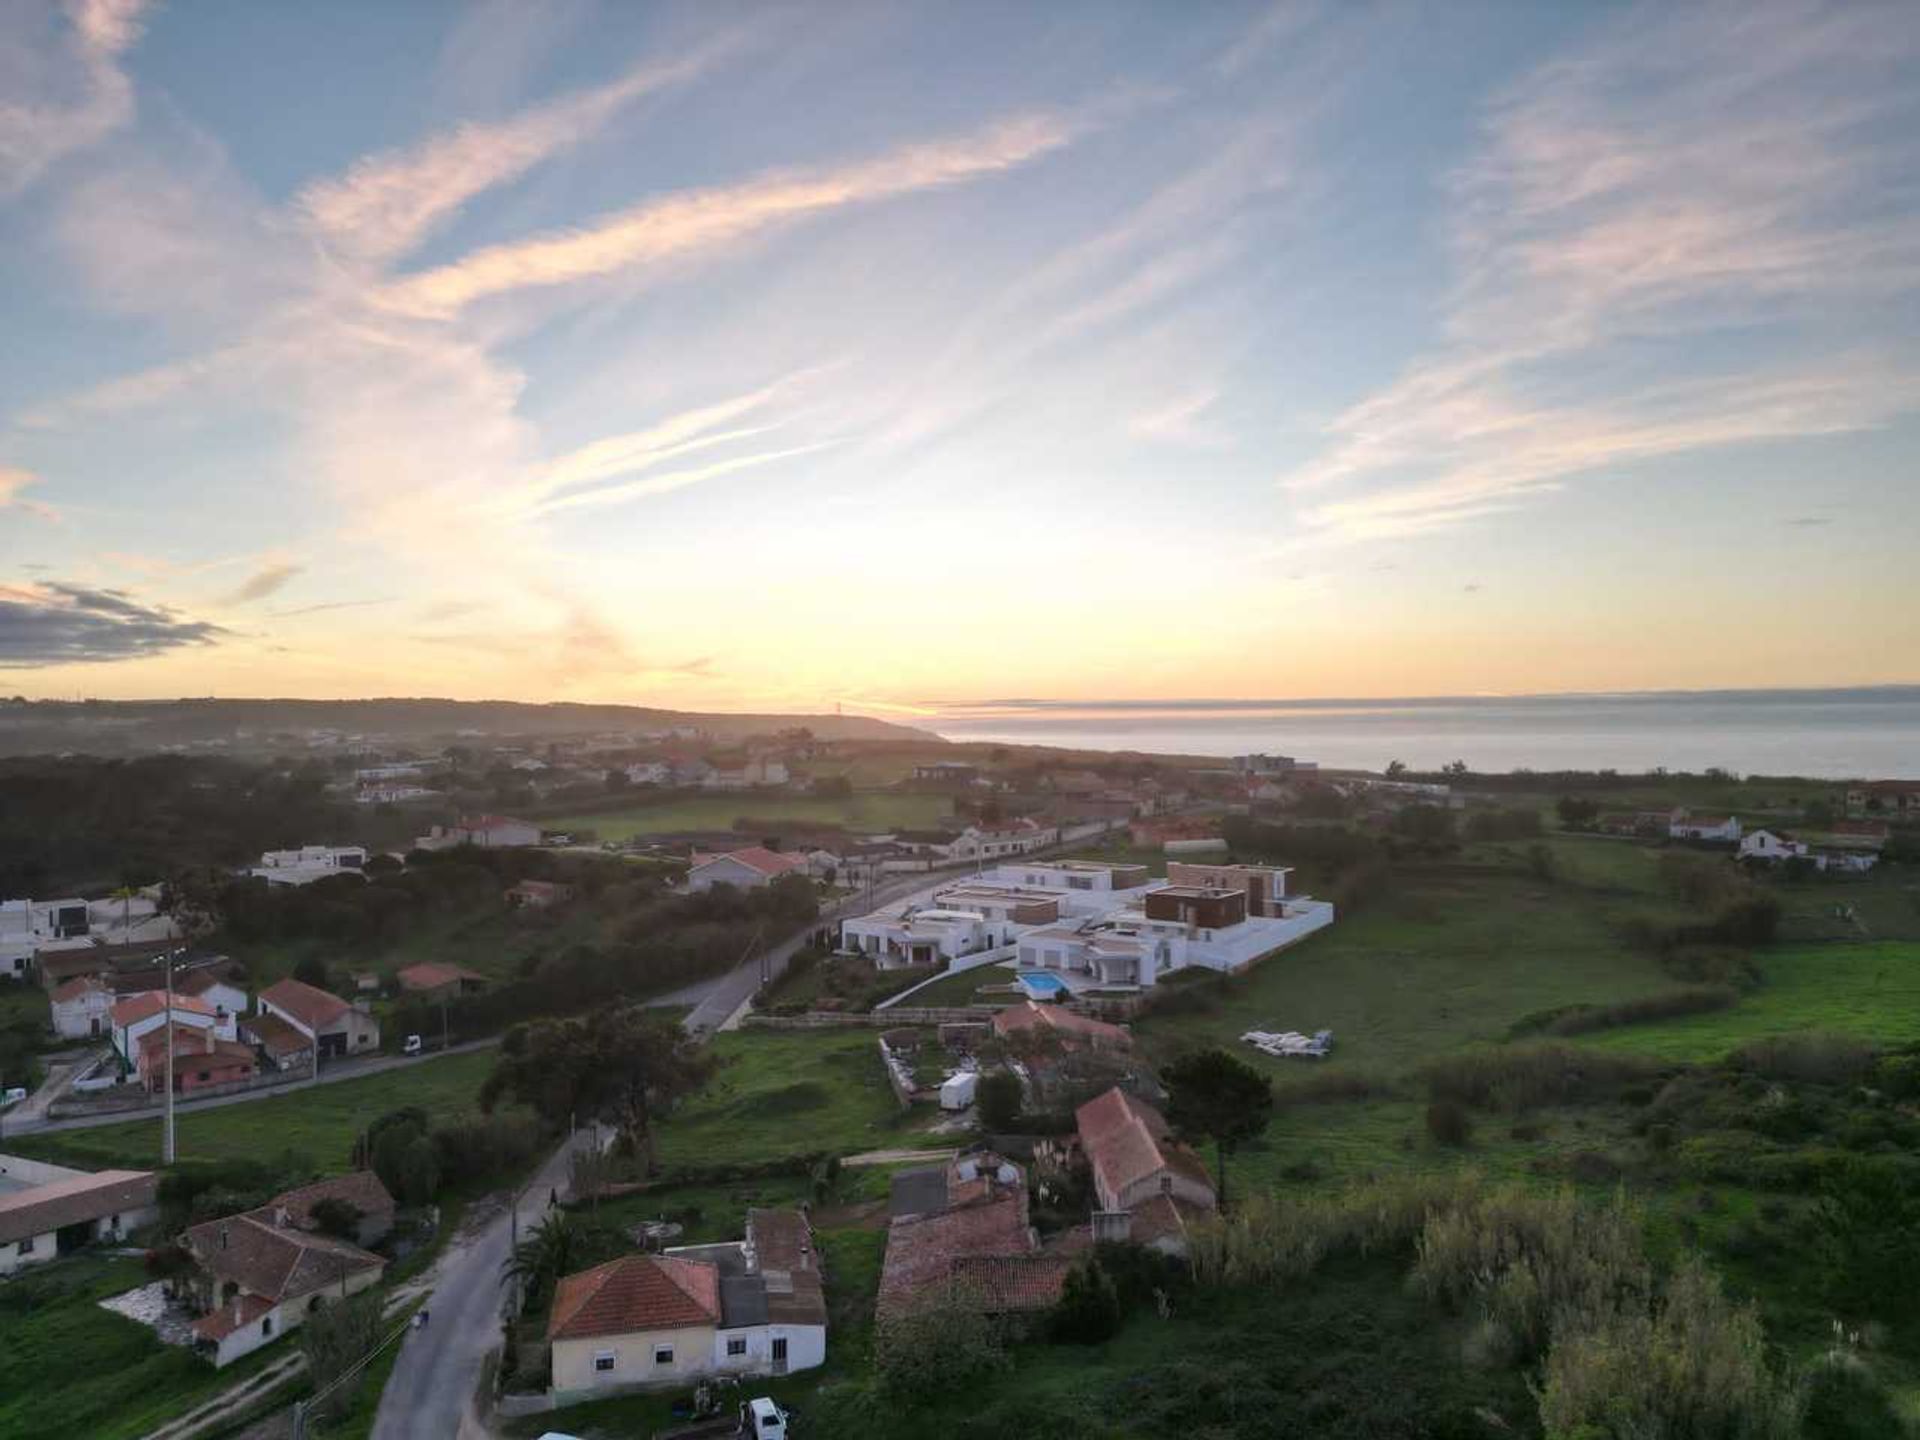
[480,1007,715,1170]
[1162,1048,1273,1213]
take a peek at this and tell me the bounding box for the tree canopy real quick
[480,1007,715,1169]
[1163,1047,1273,1211]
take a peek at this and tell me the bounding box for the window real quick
[653,1345,674,1365]
[17,1236,33,1255]
[594,1351,616,1373]
[262,1317,273,1337]
[727,1337,748,1357]
[1160,1176,1174,1194]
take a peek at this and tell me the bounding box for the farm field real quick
[543,792,955,842]
[11,1047,501,1173]
[652,1028,937,1171]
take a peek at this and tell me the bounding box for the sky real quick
[2,0,1917,718]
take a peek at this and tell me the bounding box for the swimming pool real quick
[1016,971,1068,999]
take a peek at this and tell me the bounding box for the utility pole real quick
[162,947,177,1165]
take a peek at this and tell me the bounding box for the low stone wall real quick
[47,1063,315,1120]
[875,1035,917,1110]
[743,1005,996,1030]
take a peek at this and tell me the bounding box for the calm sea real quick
[922,689,1920,779]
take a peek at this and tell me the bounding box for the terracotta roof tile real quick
[109,991,216,1028]
[241,1012,312,1059]
[1075,1087,1214,1205]
[946,1253,1072,1312]
[548,1254,721,1341]
[0,1169,156,1246]
[268,1172,394,1231]
[258,978,351,1031]
[182,1211,384,1302]
[50,976,107,1004]
[689,847,807,878]
[395,961,485,991]
[992,1001,1131,1049]
[876,1192,1033,1323]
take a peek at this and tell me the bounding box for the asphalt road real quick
[9,1038,501,1137]
[371,1130,592,1440]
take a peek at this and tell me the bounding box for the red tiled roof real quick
[1075,1087,1214,1205]
[877,1191,1033,1322]
[137,1027,255,1069]
[548,1254,721,1341]
[50,976,107,1004]
[258,978,351,1031]
[1126,1192,1208,1248]
[192,1292,275,1342]
[173,968,239,999]
[947,1253,1072,1312]
[0,1169,156,1246]
[182,1211,384,1304]
[269,1172,395,1230]
[109,991,216,1029]
[241,1012,312,1058]
[690,846,807,877]
[748,1207,816,1274]
[992,1001,1131,1049]
[395,962,485,991]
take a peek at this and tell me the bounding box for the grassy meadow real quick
[11,1047,501,1173]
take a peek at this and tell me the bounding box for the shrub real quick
[975,1070,1024,1131]
[1272,1069,1395,1107]
[1051,1258,1124,1343]
[1536,1258,1798,1440]
[1426,1100,1473,1148]
[1802,1356,1913,1439]
[873,1285,1010,1405]
[1734,1034,1878,1086]
[1421,1045,1662,1112]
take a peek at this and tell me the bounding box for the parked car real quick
[403,1034,423,1055]
[1,1086,26,1107]
[739,1399,789,1440]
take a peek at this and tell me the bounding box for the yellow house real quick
[549,1254,723,1401]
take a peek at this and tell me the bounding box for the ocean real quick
[922,688,1920,779]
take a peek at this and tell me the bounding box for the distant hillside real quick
[0,697,936,755]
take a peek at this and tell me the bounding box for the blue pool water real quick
[1017,971,1067,998]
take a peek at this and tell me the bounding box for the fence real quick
[48,1062,317,1120]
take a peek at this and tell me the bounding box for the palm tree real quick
[500,1212,625,1313]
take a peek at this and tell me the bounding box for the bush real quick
[1425,1100,1473,1148]
[1421,1045,1662,1112]
[1517,986,1740,1038]
[975,1070,1024,1131]
[1734,1033,1878,1086]
[1536,1258,1798,1440]
[1051,1258,1124,1343]
[1802,1357,1913,1439]
[873,1286,1010,1405]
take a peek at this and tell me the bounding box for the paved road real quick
[372,1130,594,1440]
[10,1038,501,1137]
[681,869,967,1034]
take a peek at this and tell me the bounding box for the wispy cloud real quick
[1286,3,1920,541]
[0,0,150,196]
[222,561,303,605]
[269,597,395,618]
[0,464,59,519]
[1127,388,1224,448]
[296,40,735,267]
[384,110,1084,315]
[0,580,223,665]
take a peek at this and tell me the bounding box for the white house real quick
[257,978,380,1058]
[181,1201,387,1367]
[1739,830,1808,863]
[1014,883,1336,989]
[174,969,248,1036]
[250,846,368,886]
[702,758,790,791]
[0,897,92,978]
[1812,849,1879,874]
[109,991,219,1065]
[1670,811,1742,843]
[840,907,992,970]
[945,819,1058,863]
[549,1208,825,1405]
[685,847,808,892]
[624,761,674,786]
[413,815,543,850]
[0,1158,159,1277]
[50,976,113,1039]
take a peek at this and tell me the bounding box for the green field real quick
[890,961,1019,1009]
[12,1048,499,1173]
[0,1255,288,1440]
[543,792,955,842]
[1588,940,1920,1060]
[654,1029,932,1170]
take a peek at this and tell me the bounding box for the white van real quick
[1,1086,27,1108]
[740,1398,789,1439]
